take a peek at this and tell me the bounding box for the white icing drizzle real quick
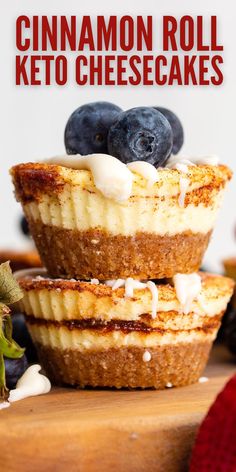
[166,154,219,168]
[105,278,158,318]
[147,281,159,319]
[0,401,10,410]
[175,162,189,174]
[198,376,209,383]
[43,154,133,202]
[165,382,173,388]
[178,176,190,207]
[197,293,208,312]
[91,278,99,285]
[143,350,152,362]
[173,273,202,315]
[112,279,126,290]
[91,239,99,244]
[124,278,147,297]
[127,161,159,187]
[41,153,219,204]
[9,365,51,403]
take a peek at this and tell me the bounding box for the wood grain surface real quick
[0,346,235,472]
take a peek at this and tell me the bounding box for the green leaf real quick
[0,329,25,359]
[0,262,23,306]
[0,262,24,400]
[0,352,8,401]
[4,315,13,342]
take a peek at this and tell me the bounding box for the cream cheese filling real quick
[28,324,217,350]
[17,282,229,324]
[24,187,224,236]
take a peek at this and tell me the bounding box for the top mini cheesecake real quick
[11,154,232,280]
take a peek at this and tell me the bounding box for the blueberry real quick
[20,216,30,237]
[12,313,38,363]
[107,107,173,167]
[153,107,184,155]
[64,102,122,155]
[5,355,28,390]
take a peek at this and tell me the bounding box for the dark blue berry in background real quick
[153,107,184,155]
[12,313,38,364]
[64,102,122,155]
[20,216,30,237]
[5,354,28,390]
[107,107,173,167]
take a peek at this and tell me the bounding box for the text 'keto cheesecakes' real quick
[11,154,231,280]
[15,269,234,389]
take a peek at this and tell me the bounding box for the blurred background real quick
[1,0,235,272]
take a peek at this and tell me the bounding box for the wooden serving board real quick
[0,346,235,472]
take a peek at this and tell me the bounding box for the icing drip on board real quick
[9,365,51,403]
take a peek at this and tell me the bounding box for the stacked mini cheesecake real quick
[11,103,234,388]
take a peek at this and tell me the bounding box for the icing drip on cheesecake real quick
[91,278,99,285]
[178,177,189,208]
[166,154,219,168]
[142,350,152,362]
[105,278,158,319]
[167,155,220,208]
[127,161,159,187]
[9,364,51,403]
[175,162,189,173]
[43,153,219,203]
[167,154,220,207]
[165,382,173,388]
[146,281,159,319]
[173,273,202,315]
[44,154,133,202]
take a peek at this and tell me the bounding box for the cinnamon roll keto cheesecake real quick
[10,105,232,280]
[11,154,231,280]
[15,269,234,388]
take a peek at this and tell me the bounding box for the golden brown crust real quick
[11,162,232,206]
[17,268,234,297]
[11,163,65,203]
[34,341,212,388]
[0,250,41,272]
[25,222,212,279]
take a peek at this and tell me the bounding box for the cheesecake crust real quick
[34,341,212,389]
[26,222,212,279]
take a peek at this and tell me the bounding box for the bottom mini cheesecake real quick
[15,269,234,389]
